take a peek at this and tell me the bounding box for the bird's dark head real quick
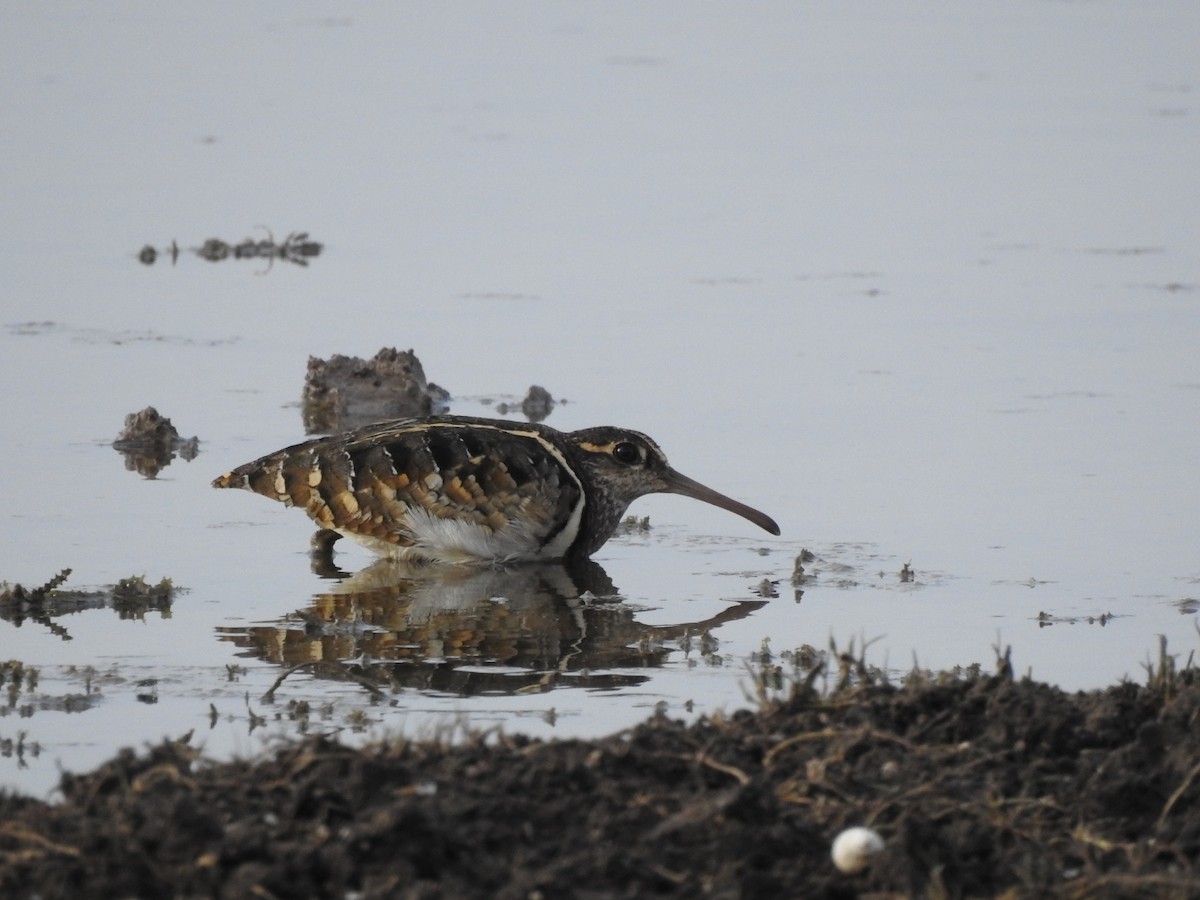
[565,427,780,551]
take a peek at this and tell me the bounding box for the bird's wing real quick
[214,420,583,552]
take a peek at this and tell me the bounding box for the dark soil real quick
[3,655,1199,899]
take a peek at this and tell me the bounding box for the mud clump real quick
[495,384,557,423]
[2,660,1200,897]
[112,407,199,478]
[302,347,450,433]
[521,384,555,422]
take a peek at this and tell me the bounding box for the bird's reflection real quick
[216,559,764,697]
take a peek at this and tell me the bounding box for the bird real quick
[212,415,780,565]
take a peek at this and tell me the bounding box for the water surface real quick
[2,2,1198,797]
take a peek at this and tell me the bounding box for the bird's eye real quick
[612,441,641,465]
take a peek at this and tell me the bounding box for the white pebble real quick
[831,826,885,874]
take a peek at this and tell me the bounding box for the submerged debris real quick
[112,407,199,478]
[301,347,450,433]
[137,230,322,269]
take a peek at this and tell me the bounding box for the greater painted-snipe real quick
[213,415,780,564]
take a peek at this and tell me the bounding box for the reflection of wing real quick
[216,559,628,684]
[214,417,583,559]
[215,557,766,697]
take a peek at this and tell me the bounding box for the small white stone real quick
[831,826,885,874]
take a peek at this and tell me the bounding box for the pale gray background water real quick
[2,2,1197,797]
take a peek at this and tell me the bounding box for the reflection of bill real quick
[216,559,765,696]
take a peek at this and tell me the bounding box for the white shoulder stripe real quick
[417,422,586,558]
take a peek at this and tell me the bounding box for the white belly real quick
[339,501,585,565]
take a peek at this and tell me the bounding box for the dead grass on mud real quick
[2,643,1200,899]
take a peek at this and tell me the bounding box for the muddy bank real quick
[2,649,1199,898]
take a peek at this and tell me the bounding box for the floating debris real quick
[112,576,175,620]
[522,384,555,422]
[791,549,816,586]
[1036,610,1116,627]
[493,385,557,423]
[752,579,779,599]
[112,407,199,478]
[0,569,175,639]
[0,569,71,606]
[302,347,450,433]
[615,514,651,537]
[136,230,322,269]
[137,241,179,266]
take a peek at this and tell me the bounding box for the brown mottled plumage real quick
[213,415,779,564]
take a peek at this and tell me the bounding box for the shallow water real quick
[2,2,1198,797]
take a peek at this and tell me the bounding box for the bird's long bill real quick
[662,468,781,536]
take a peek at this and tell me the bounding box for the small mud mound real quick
[2,658,1199,898]
[112,406,199,478]
[302,347,450,433]
[494,384,557,423]
[520,384,555,422]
